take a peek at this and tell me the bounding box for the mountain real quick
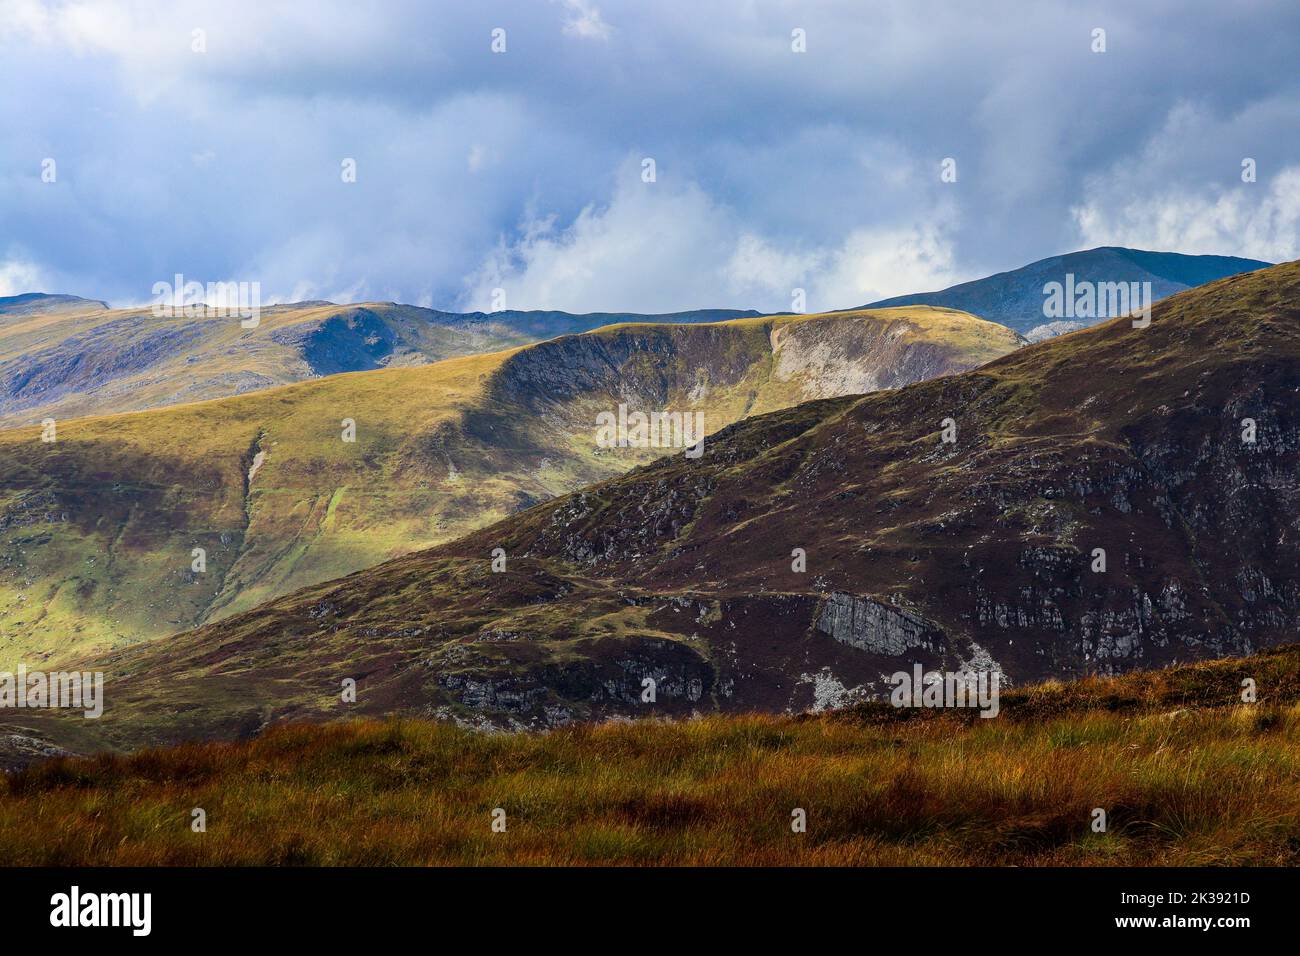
[0,297,764,427]
[861,247,1271,338]
[9,260,1295,753]
[0,293,108,319]
[4,247,1260,427]
[0,305,1018,672]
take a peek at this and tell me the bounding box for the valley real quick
[0,305,1017,671]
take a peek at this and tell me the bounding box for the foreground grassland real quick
[2,647,1298,866]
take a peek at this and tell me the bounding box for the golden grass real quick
[4,663,1298,866]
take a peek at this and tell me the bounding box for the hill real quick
[24,260,1297,749]
[2,645,1298,865]
[0,298,764,427]
[0,305,1018,671]
[861,246,1270,338]
[0,293,108,320]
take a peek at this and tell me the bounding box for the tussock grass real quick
[4,648,1299,866]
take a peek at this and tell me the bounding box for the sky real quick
[2,0,1299,313]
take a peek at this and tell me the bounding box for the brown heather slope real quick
[3,261,1295,758]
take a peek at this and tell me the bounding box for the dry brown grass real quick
[3,648,1299,866]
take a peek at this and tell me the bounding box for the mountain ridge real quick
[4,245,1266,425]
[0,299,766,427]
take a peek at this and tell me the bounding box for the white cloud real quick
[559,0,613,41]
[461,160,960,313]
[0,256,46,296]
[1073,166,1300,263]
[726,219,963,311]
[1068,100,1300,262]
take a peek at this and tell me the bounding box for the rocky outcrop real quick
[1024,320,1087,342]
[815,593,941,655]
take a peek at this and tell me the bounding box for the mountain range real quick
[0,295,764,427]
[5,247,1266,431]
[4,258,1296,756]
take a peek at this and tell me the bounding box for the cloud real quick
[2,1,1298,310]
[461,160,960,313]
[1072,167,1300,262]
[721,220,963,312]
[1069,102,1300,261]
[0,255,46,297]
[559,0,612,41]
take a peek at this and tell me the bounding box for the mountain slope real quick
[0,305,1018,670]
[33,260,1297,750]
[0,299,764,427]
[862,246,1270,338]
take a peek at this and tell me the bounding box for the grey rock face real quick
[0,732,74,772]
[1024,320,1087,342]
[815,592,940,655]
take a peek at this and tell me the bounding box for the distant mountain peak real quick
[859,247,1271,338]
[0,292,109,317]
